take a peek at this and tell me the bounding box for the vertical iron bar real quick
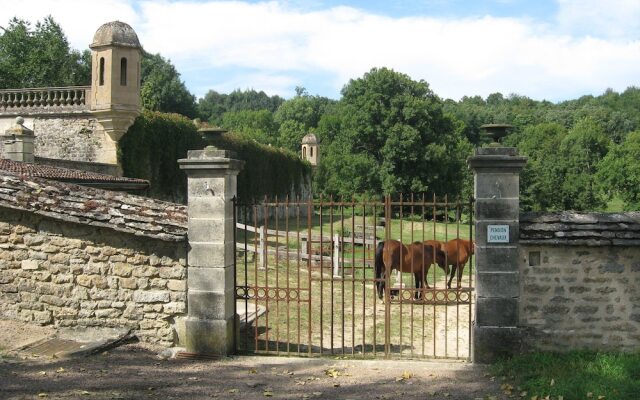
[351,197,356,356]
[456,197,460,358]
[275,196,280,355]
[253,203,259,353]
[410,193,415,358]
[432,193,437,357]
[329,195,334,355]
[421,193,426,357]
[232,197,238,353]
[340,198,346,355]
[384,195,391,358]
[399,193,404,358]
[361,199,366,358]
[263,196,269,352]
[372,201,378,357]
[319,196,324,355]
[307,196,313,356]
[296,196,301,354]
[243,202,249,353]
[468,195,474,360]
[444,194,449,358]
[285,195,291,355]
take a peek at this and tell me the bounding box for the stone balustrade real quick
[0,86,91,114]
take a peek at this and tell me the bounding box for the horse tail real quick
[375,241,385,299]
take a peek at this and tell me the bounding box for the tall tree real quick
[220,109,278,145]
[0,16,90,89]
[140,53,197,118]
[197,89,284,124]
[598,130,640,210]
[274,89,334,152]
[315,67,471,197]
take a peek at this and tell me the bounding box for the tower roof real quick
[90,21,141,49]
[302,133,318,144]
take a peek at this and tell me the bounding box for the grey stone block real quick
[187,242,234,268]
[475,199,519,220]
[187,289,235,320]
[188,266,234,292]
[475,246,519,272]
[184,316,235,355]
[187,197,231,219]
[473,325,523,363]
[475,173,520,199]
[476,272,519,297]
[188,217,225,243]
[476,297,518,327]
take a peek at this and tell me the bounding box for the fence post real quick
[468,147,527,363]
[259,225,266,270]
[178,146,244,355]
[332,234,340,277]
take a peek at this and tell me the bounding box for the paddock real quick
[233,196,475,360]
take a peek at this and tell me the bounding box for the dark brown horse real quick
[374,240,447,300]
[423,239,475,288]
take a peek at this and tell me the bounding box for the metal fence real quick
[233,195,474,360]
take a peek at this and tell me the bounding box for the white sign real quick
[487,225,509,243]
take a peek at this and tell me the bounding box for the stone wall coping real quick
[520,211,640,246]
[0,171,187,242]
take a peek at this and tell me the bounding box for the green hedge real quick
[206,133,311,201]
[120,111,204,202]
[119,111,311,203]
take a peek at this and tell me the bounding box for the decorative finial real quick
[480,124,513,147]
[15,116,24,126]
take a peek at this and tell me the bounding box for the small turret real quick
[301,133,319,166]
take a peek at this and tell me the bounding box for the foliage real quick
[598,130,640,210]
[119,111,205,202]
[274,89,335,152]
[197,89,284,124]
[492,351,640,400]
[220,109,278,145]
[206,133,311,201]
[315,67,472,199]
[140,53,197,118]
[0,16,90,89]
[557,118,610,210]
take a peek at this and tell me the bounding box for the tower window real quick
[310,147,314,157]
[99,57,105,86]
[120,57,127,86]
[303,147,307,158]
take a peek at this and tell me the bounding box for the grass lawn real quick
[491,351,640,400]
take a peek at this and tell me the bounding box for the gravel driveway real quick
[0,320,509,400]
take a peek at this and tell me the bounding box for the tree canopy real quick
[0,16,90,89]
[140,53,197,118]
[314,67,472,198]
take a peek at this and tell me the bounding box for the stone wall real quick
[0,115,105,163]
[0,171,188,346]
[519,212,640,352]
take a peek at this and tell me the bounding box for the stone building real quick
[0,21,142,173]
[301,133,319,167]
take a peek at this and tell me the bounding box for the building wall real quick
[0,208,187,346]
[0,115,106,163]
[519,212,640,352]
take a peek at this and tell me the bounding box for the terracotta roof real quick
[0,171,186,242]
[0,159,149,189]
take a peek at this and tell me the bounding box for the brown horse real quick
[423,239,475,288]
[374,240,447,300]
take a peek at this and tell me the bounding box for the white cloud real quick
[2,0,639,101]
[556,0,640,40]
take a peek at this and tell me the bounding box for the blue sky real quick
[1,0,639,102]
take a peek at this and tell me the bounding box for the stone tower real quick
[89,21,142,164]
[301,133,319,166]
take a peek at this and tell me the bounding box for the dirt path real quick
[0,320,511,400]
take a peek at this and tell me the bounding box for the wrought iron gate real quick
[233,195,474,360]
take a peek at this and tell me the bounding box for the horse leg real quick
[414,272,423,300]
[456,262,465,288]
[447,264,457,289]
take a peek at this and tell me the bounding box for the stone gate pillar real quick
[468,147,526,363]
[179,146,244,355]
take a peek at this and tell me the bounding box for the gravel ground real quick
[0,319,510,400]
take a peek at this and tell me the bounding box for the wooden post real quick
[332,234,340,277]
